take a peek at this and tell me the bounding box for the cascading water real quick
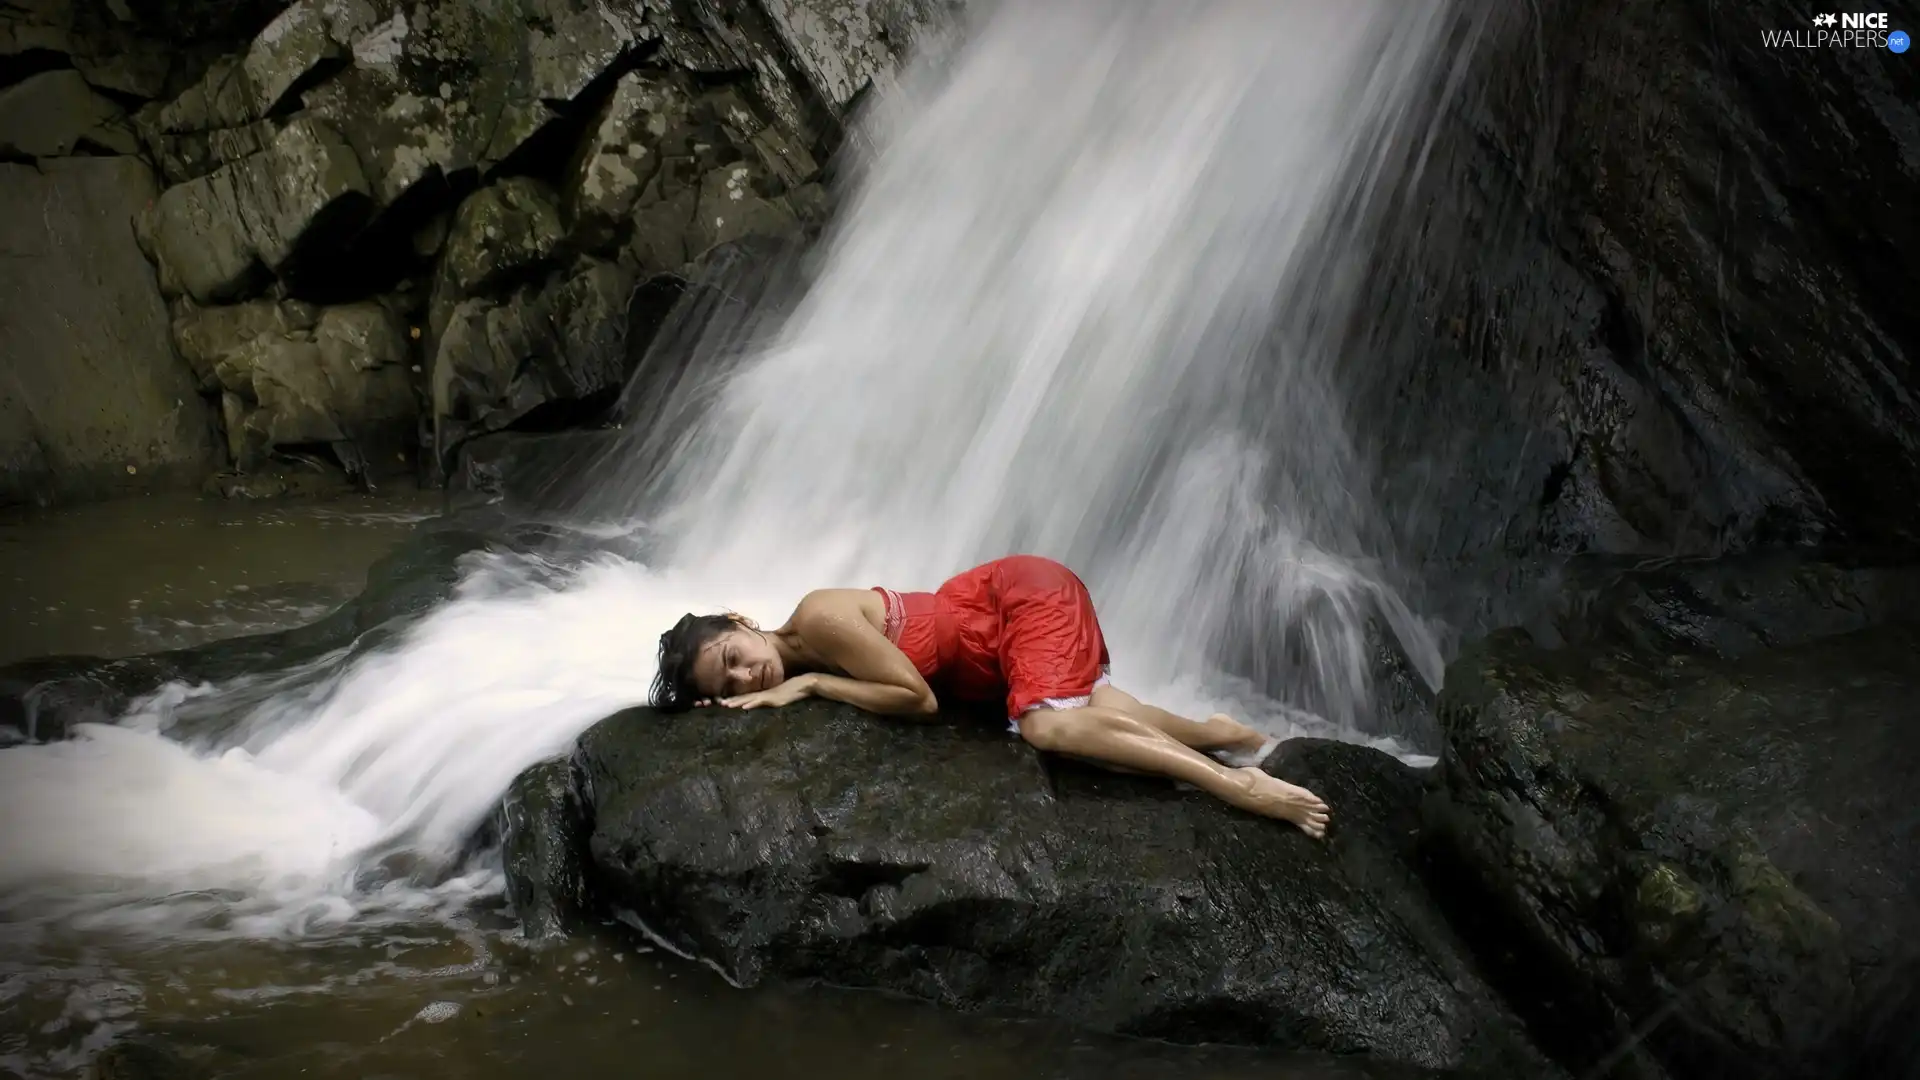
[0,0,1455,936]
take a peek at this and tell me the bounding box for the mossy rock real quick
[1428,552,1920,1080]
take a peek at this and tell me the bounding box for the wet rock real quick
[225,115,372,271]
[1362,615,1439,757]
[497,755,595,939]
[568,704,1557,1075]
[148,115,373,303]
[564,72,696,253]
[132,0,370,184]
[1427,554,1920,1080]
[745,122,821,191]
[430,256,637,463]
[87,1034,205,1080]
[1525,548,1920,660]
[1349,0,1920,638]
[757,0,909,112]
[154,55,264,135]
[0,0,282,102]
[176,297,415,472]
[612,234,809,427]
[138,52,293,185]
[171,298,323,391]
[689,158,803,256]
[646,0,826,150]
[0,656,181,746]
[143,118,283,187]
[303,0,653,210]
[446,428,621,512]
[0,157,217,506]
[240,0,382,120]
[212,321,415,466]
[435,178,566,310]
[627,169,702,271]
[0,69,138,158]
[316,300,411,373]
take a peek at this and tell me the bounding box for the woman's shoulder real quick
[790,587,888,630]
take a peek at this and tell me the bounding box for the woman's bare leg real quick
[1091,685,1267,754]
[1018,706,1329,837]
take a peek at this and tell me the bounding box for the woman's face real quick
[692,627,784,699]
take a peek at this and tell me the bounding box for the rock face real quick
[429,256,637,462]
[0,69,138,157]
[0,158,217,507]
[758,0,960,112]
[147,115,373,303]
[566,701,1555,1075]
[1426,552,1920,1080]
[1345,0,1920,638]
[2,0,935,504]
[169,297,417,476]
[140,0,891,485]
[0,0,285,101]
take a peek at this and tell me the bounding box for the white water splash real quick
[0,0,1454,935]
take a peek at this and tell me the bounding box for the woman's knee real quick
[1017,706,1144,753]
[1017,709,1072,752]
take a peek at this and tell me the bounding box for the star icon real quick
[1812,13,1837,26]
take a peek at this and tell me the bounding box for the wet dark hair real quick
[651,612,747,711]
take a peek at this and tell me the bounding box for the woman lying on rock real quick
[650,554,1330,837]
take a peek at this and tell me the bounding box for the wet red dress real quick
[873,554,1111,722]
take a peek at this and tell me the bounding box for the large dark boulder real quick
[554,702,1559,1076]
[1425,552,1920,1080]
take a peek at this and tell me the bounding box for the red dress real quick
[873,554,1111,722]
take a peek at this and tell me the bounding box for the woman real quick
[650,554,1330,837]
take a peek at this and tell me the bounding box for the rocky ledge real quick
[1427,552,1920,1080]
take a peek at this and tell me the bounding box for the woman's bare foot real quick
[1226,767,1330,837]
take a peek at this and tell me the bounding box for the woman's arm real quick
[787,589,939,716]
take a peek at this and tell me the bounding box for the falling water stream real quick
[0,2,1462,1075]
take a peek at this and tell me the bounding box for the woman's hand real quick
[718,674,817,710]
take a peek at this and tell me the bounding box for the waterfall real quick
[0,0,1454,935]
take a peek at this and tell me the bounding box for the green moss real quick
[1632,861,1703,953]
[1727,844,1840,953]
